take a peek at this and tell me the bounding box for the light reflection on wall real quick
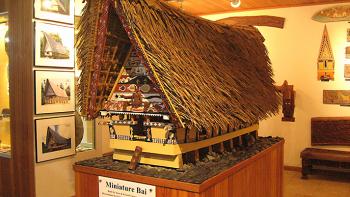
[0,23,10,147]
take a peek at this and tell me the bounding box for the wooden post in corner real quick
[8,0,35,196]
[128,146,142,170]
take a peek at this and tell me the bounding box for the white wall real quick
[203,3,350,167]
[35,118,112,197]
[34,3,115,197]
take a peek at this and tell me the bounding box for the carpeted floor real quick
[284,170,350,197]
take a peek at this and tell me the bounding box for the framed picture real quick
[35,116,76,162]
[34,0,74,24]
[35,21,74,68]
[347,29,350,42]
[323,90,350,106]
[35,70,75,114]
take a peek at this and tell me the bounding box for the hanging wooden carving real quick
[312,5,350,23]
[317,25,335,81]
[275,80,295,122]
[311,117,350,146]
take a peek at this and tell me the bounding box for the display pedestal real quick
[74,140,284,197]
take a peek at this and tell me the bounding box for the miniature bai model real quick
[76,0,280,168]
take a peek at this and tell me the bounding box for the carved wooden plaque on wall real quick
[345,64,350,79]
[323,90,350,105]
[312,5,350,23]
[311,117,350,146]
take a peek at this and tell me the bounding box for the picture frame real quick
[35,116,76,162]
[34,0,74,24]
[35,21,74,68]
[323,90,350,106]
[347,29,350,42]
[35,70,75,114]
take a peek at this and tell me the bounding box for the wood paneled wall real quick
[0,0,7,13]
[75,141,284,197]
[0,157,13,197]
[7,0,35,196]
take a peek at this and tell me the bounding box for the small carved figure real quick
[128,146,142,170]
[132,90,143,108]
[108,123,117,139]
[164,124,176,144]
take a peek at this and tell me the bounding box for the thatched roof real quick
[45,79,68,98]
[42,32,69,57]
[77,0,280,130]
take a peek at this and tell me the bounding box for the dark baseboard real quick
[284,165,301,172]
[102,151,114,157]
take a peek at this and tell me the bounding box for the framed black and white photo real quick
[35,70,75,114]
[35,21,74,68]
[34,0,74,24]
[35,116,76,162]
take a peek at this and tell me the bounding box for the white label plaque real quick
[98,176,156,197]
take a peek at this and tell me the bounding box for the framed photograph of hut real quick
[35,21,74,68]
[35,70,75,114]
[35,116,75,162]
[34,0,74,24]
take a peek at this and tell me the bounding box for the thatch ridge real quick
[115,0,279,129]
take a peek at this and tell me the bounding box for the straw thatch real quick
[76,0,101,115]
[77,0,280,130]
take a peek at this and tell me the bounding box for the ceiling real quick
[164,0,350,16]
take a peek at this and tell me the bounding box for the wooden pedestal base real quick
[74,140,284,197]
